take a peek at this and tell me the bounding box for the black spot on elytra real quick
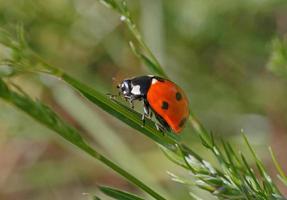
[179,117,187,127]
[176,92,182,101]
[161,101,169,110]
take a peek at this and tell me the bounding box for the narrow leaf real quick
[61,73,178,147]
[269,147,287,186]
[99,186,145,200]
[0,79,166,200]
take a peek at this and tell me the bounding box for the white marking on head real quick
[151,78,158,85]
[131,85,141,95]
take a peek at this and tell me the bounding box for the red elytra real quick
[147,79,189,133]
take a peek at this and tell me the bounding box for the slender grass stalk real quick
[93,4,286,198]
[98,0,167,77]
[0,29,285,199]
[0,32,178,148]
[0,79,166,200]
[269,147,287,186]
[92,2,286,199]
[53,85,173,199]
[94,0,223,148]
[99,185,145,200]
[267,36,287,188]
[0,1,286,199]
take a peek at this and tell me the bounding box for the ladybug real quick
[117,75,189,134]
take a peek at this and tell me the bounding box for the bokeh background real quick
[0,0,287,199]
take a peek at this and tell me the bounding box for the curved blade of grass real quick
[56,2,287,198]
[95,0,228,146]
[97,0,167,78]
[1,12,285,200]
[269,147,287,186]
[99,186,145,200]
[0,79,166,200]
[53,85,174,199]
[61,73,178,146]
[1,45,178,149]
[243,134,281,196]
[129,41,167,77]
[93,196,102,200]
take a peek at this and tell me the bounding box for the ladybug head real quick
[117,79,132,96]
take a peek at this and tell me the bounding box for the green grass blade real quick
[61,73,178,147]
[160,146,189,169]
[269,147,287,186]
[99,186,145,200]
[0,79,166,200]
[243,134,281,196]
[1,39,178,150]
[129,41,167,77]
[1,4,285,198]
[95,0,228,149]
[53,85,173,199]
[96,0,167,78]
[95,0,216,145]
[93,196,102,200]
[240,153,263,195]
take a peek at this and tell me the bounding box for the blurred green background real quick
[0,0,287,199]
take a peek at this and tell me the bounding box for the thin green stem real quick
[0,79,166,200]
[81,144,166,200]
[269,147,287,185]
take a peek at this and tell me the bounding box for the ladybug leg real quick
[143,101,150,116]
[141,101,150,127]
[141,114,145,127]
[155,114,171,135]
[125,96,136,109]
[149,111,153,118]
[129,99,135,109]
[106,90,122,99]
[106,93,118,99]
[144,100,152,118]
[155,123,165,134]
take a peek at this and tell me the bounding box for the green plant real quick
[267,37,287,78]
[0,0,286,199]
